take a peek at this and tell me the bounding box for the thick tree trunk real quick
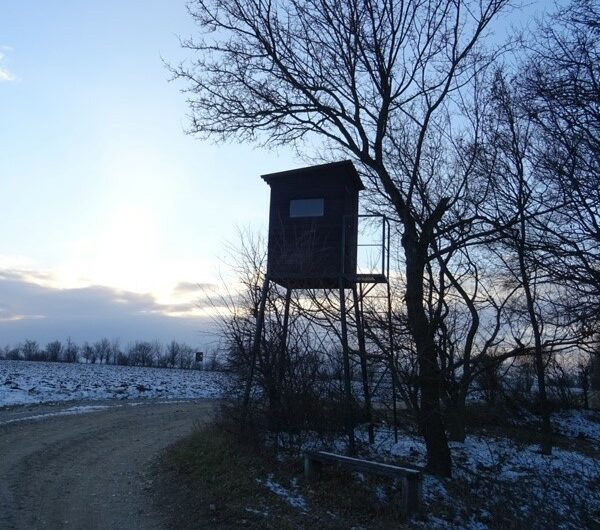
[532,338,553,455]
[447,397,467,443]
[369,164,452,475]
[582,373,589,410]
[404,240,452,477]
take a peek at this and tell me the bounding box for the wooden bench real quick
[303,450,422,516]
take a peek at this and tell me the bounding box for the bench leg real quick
[402,475,422,516]
[398,476,409,516]
[304,457,322,482]
[411,475,423,513]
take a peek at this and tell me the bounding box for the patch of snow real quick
[0,404,111,425]
[365,427,428,467]
[553,409,600,446]
[257,474,308,512]
[422,475,450,505]
[425,515,454,529]
[374,485,387,502]
[245,506,270,517]
[510,407,600,447]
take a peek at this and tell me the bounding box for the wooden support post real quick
[241,276,270,429]
[353,285,374,444]
[339,279,356,455]
[277,288,292,393]
[303,454,323,482]
[386,279,399,443]
[274,288,292,446]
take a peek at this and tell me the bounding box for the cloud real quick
[0,47,16,83]
[174,281,217,294]
[0,269,217,347]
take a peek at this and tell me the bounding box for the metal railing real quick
[342,214,390,283]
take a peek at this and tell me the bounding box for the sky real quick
[0,0,554,349]
[0,0,299,348]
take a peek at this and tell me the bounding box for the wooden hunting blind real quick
[261,160,364,288]
[243,160,397,457]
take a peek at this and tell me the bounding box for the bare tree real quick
[82,342,96,364]
[475,71,569,453]
[128,341,161,367]
[178,343,195,369]
[6,345,21,360]
[209,228,352,443]
[520,0,600,326]
[431,244,517,442]
[45,340,63,363]
[22,340,41,361]
[166,340,181,368]
[94,338,112,364]
[63,338,80,363]
[174,0,517,477]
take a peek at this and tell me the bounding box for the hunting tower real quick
[243,160,398,454]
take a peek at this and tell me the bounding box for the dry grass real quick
[152,424,420,529]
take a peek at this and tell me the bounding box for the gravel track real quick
[0,399,217,529]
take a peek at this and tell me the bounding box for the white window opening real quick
[289,198,325,218]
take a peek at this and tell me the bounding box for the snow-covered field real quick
[0,360,228,407]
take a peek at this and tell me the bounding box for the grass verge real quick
[152,424,416,529]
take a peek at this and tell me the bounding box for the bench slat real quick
[306,450,421,477]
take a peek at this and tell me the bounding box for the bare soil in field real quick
[0,399,217,530]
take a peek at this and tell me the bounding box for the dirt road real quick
[0,399,217,530]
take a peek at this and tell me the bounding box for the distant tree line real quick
[0,338,223,370]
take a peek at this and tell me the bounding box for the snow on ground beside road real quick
[359,427,600,529]
[262,410,600,525]
[0,360,228,407]
[261,419,599,528]
[552,409,600,447]
[509,407,600,448]
[274,415,600,529]
[257,475,309,512]
[0,404,112,425]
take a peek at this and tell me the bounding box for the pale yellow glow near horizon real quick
[0,198,230,319]
[0,250,227,319]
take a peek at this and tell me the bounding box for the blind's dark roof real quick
[261,160,364,191]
